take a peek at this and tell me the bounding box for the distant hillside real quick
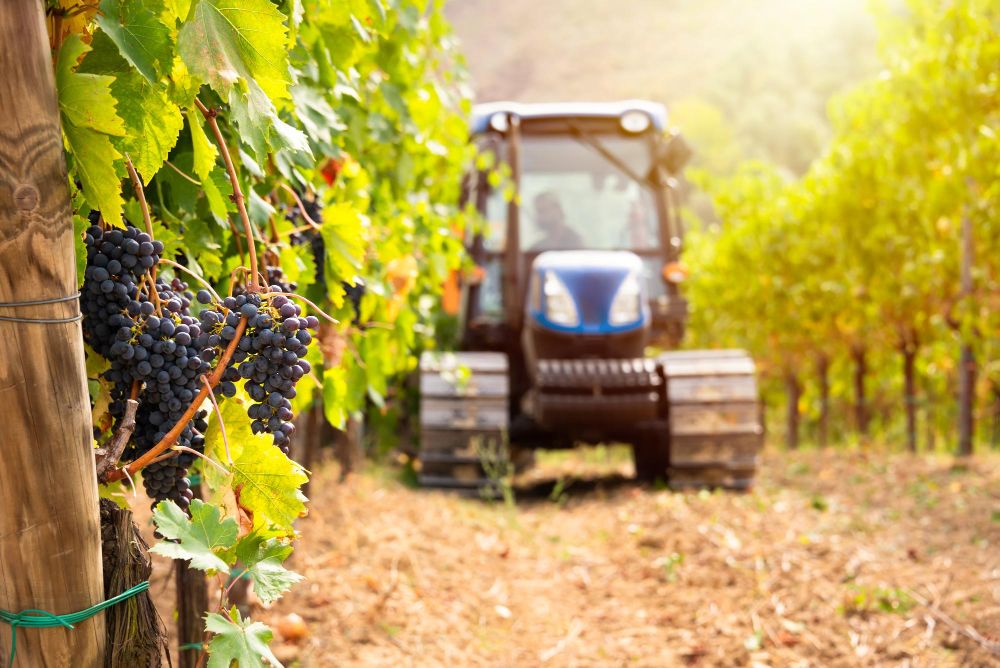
[445,0,881,173]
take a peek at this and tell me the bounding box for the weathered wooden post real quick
[176,485,208,668]
[957,194,975,457]
[0,2,105,664]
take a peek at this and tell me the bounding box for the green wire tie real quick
[188,473,202,486]
[0,580,150,665]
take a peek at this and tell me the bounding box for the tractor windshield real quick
[483,134,658,252]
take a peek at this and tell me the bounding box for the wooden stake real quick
[175,571,206,667]
[176,486,208,668]
[957,193,975,456]
[0,3,105,664]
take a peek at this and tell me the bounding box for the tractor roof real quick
[471,100,668,134]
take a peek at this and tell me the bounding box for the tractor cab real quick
[463,101,690,354]
[418,102,763,494]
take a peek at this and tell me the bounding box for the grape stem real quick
[264,291,339,325]
[95,397,139,481]
[278,183,321,229]
[124,154,163,314]
[163,159,201,185]
[200,374,232,465]
[159,259,223,304]
[194,98,259,293]
[171,445,229,476]
[104,315,249,482]
[222,568,248,607]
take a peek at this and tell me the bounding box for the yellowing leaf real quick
[320,203,367,293]
[63,123,124,224]
[203,390,307,533]
[187,107,218,180]
[56,35,125,222]
[178,0,292,103]
[230,437,308,533]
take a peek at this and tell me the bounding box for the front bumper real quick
[525,321,647,360]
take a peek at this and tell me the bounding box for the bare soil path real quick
[151,449,1000,666]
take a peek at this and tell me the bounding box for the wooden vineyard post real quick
[957,194,975,457]
[300,400,322,497]
[0,2,106,665]
[176,484,209,668]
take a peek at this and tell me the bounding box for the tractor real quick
[417,101,763,493]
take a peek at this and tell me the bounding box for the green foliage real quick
[205,607,283,668]
[57,34,125,223]
[685,0,1000,448]
[229,436,309,532]
[150,499,238,572]
[95,0,173,84]
[51,0,475,663]
[233,529,304,605]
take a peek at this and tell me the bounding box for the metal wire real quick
[0,293,80,307]
[0,292,82,323]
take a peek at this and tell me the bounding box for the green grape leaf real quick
[205,608,282,668]
[203,170,233,221]
[248,188,275,227]
[57,35,124,222]
[232,530,303,605]
[95,0,173,84]
[75,30,180,183]
[112,70,183,182]
[228,83,311,160]
[320,203,367,302]
[321,362,349,428]
[178,0,292,103]
[73,212,89,285]
[278,243,313,292]
[150,499,238,572]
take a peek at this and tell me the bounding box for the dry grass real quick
[207,448,1000,667]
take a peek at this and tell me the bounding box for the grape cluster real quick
[342,279,366,325]
[102,278,213,510]
[197,287,317,454]
[287,197,326,288]
[80,225,162,357]
[266,265,296,294]
[83,226,217,511]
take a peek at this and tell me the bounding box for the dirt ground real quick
[149,447,1000,667]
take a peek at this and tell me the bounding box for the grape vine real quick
[45,0,476,663]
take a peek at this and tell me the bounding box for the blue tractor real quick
[418,101,763,492]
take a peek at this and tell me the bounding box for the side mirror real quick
[657,131,693,175]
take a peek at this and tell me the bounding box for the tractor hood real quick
[527,251,650,334]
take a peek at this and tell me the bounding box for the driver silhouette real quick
[530,191,584,250]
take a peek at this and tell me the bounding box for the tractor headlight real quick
[543,271,579,327]
[609,271,643,325]
[620,110,651,134]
